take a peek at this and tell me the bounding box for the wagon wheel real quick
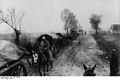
[11,64,27,76]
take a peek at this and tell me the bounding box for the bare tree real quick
[0,9,24,45]
[90,14,102,35]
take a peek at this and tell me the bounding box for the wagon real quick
[0,40,29,76]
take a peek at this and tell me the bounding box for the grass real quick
[92,33,119,61]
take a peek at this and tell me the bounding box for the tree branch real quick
[10,11,14,28]
[2,14,15,31]
[18,12,24,31]
[12,9,16,29]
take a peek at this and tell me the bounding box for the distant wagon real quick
[110,24,120,34]
[0,40,29,76]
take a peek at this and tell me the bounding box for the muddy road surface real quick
[24,34,110,76]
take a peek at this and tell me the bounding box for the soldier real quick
[110,49,119,76]
[39,36,54,65]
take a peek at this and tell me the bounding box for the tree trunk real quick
[67,29,69,35]
[95,26,98,35]
[15,33,20,45]
[66,29,69,41]
[15,30,21,45]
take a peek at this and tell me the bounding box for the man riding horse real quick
[37,36,54,76]
[39,36,54,62]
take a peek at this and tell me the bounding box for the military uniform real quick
[39,37,54,61]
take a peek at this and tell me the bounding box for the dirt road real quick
[48,34,110,76]
[25,34,110,76]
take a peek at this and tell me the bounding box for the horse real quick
[37,48,48,76]
[26,41,36,65]
[52,33,63,54]
[83,64,96,76]
[55,33,63,49]
[36,34,55,76]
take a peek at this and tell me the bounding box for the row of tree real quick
[0,8,102,45]
[61,9,102,35]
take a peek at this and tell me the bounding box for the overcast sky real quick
[0,0,119,33]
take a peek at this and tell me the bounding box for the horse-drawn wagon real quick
[0,40,29,76]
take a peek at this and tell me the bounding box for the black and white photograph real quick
[0,0,119,77]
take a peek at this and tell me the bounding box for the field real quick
[93,33,120,75]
